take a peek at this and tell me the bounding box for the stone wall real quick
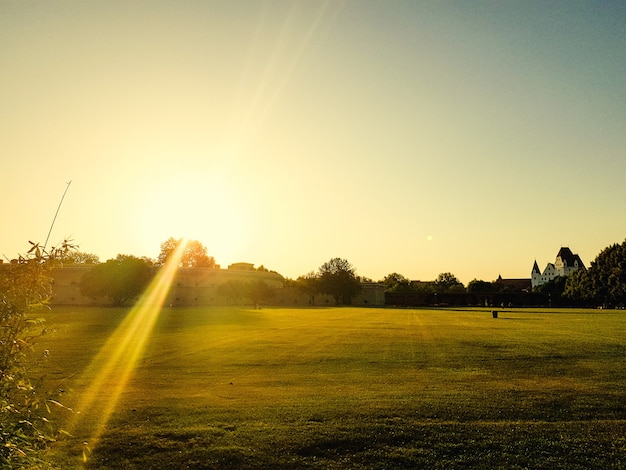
[49,265,284,306]
[48,266,386,307]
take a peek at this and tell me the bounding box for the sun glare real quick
[64,239,189,462]
[132,175,249,261]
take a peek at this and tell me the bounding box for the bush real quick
[79,255,154,306]
[0,241,74,468]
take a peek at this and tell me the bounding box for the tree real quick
[563,269,592,305]
[467,279,496,293]
[157,237,216,268]
[534,276,568,306]
[317,258,361,305]
[0,240,76,467]
[434,272,465,292]
[246,280,275,306]
[156,237,177,266]
[381,273,412,292]
[183,239,215,268]
[536,276,567,296]
[296,271,321,305]
[565,240,626,307]
[79,255,154,306]
[59,250,100,264]
[410,281,436,293]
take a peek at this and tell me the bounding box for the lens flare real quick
[64,239,188,461]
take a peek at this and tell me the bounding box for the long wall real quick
[49,266,386,307]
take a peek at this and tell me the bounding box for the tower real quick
[531,260,541,289]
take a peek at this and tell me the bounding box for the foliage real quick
[58,250,100,265]
[157,237,216,268]
[281,277,297,288]
[565,240,626,307]
[247,280,275,305]
[296,271,321,305]
[380,274,440,294]
[467,279,497,293]
[535,276,567,296]
[79,255,154,306]
[317,258,361,305]
[381,273,411,292]
[563,269,592,304]
[410,281,436,293]
[381,272,409,286]
[434,272,465,292]
[0,240,75,468]
[381,273,466,295]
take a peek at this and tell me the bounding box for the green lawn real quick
[36,306,626,469]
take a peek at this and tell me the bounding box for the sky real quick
[2,1,625,284]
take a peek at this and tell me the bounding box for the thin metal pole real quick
[44,180,72,250]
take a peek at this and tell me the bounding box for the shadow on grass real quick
[81,419,626,469]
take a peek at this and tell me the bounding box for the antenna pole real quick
[44,181,72,250]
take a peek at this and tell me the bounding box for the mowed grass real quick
[35,306,625,469]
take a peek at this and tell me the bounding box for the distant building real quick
[531,247,585,289]
[228,262,256,271]
[494,276,531,292]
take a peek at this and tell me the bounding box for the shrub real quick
[0,240,74,468]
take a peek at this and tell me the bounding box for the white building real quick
[531,247,585,289]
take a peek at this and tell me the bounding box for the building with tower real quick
[531,247,585,289]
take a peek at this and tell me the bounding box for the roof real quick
[556,247,574,264]
[228,262,255,271]
[573,254,586,269]
[532,260,540,274]
[556,247,586,269]
[495,277,532,291]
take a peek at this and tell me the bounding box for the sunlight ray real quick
[228,1,340,148]
[63,239,189,462]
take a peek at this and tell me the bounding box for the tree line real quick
[52,237,626,308]
[72,238,365,307]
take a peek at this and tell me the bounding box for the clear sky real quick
[2,1,625,284]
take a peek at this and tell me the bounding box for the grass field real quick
[34,306,625,469]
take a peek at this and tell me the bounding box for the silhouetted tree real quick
[536,276,567,296]
[296,271,321,305]
[411,281,436,293]
[157,237,216,268]
[247,280,275,306]
[467,279,496,293]
[381,273,412,292]
[565,240,626,307]
[59,250,100,264]
[79,254,154,306]
[434,272,465,292]
[563,269,592,305]
[317,258,361,305]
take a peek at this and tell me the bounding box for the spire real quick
[532,260,540,274]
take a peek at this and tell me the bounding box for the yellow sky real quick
[2,1,626,284]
